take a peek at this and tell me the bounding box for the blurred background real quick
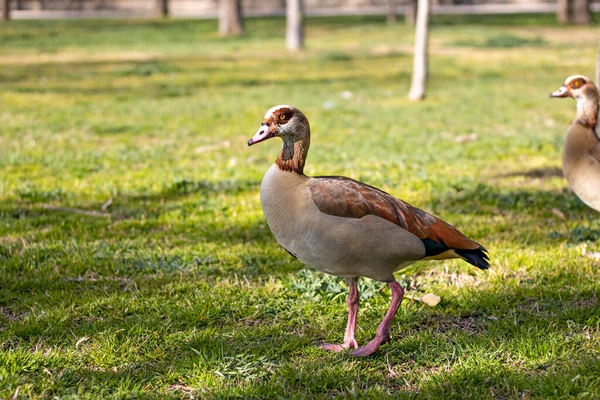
[1,0,600,398]
[3,0,600,20]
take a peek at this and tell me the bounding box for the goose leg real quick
[318,277,359,352]
[351,280,404,357]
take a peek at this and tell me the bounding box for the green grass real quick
[1,14,600,399]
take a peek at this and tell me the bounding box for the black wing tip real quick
[422,237,450,257]
[455,246,490,270]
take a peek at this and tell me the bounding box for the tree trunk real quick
[408,0,430,101]
[572,0,591,25]
[556,0,571,24]
[405,0,417,25]
[219,0,244,37]
[387,0,397,24]
[286,0,304,51]
[2,0,9,21]
[156,0,169,17]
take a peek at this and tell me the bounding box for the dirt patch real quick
[411,313,489,336]
[571,295,598,309]
[0,306,27,322]
[418,269,481,289]
[168,384,203,399]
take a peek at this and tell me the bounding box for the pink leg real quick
[351,281,404,357]
[318,278,360,352]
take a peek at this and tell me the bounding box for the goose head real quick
[248,105,310,147]
[551,75,600,131]
[550,75,596,100]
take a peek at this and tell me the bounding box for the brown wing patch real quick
[309,176,480,251]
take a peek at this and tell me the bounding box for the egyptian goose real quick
[248,105,489,357]
[550,75,600,212]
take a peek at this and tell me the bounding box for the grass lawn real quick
[1,13,600,399]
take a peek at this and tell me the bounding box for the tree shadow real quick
[147,177,259,198]
[0,176,300,315]
[429,181,591,218]
[3,177,260,220]
[1,50,414,99]
[426,180,600,247]
[494,166,563,180]
[6,69,410,98]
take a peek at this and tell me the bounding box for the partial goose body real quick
[551,75,600,212]
[248,105,489,357]
[563,122,600,211]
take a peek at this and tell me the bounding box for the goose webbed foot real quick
[317,338,359,352]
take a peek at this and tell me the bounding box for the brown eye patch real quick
[571,78,584,89]
[274,109,293,124]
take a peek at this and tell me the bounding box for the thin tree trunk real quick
[219,0,244,37]
[405,0,417,25]
[556,0,571,24]
[2,0,9,21]
[387,0,397,24]
[572,0,591,24]
[156,0,169,17]
[286,0,304,51]
[408,0,430,101]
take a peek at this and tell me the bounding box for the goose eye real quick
[279,114,286,121]
[573,79,583,88]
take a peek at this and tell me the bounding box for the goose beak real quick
[248,123,275,146]
[550,86,569,98]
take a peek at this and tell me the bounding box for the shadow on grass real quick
[4,272,598,397]
[495,166,563,179]
[2,260,598,396]
[1,50,414,99]
[5,70,411,98]
[430,181,590,218]
[0,176,300,310]
[426,179,600,246]
[3,176,599,287]
[3,175,600,396]
[413,354,600,398]
[4,177,260,219]
[9,175,598,259]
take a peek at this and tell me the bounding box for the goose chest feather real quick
[248,105,489,357]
